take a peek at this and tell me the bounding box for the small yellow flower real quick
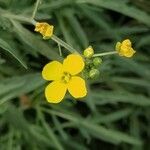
[116,39,136,58]
[83,46,94,58]
[42,54,87,103]
[34,22,54,39]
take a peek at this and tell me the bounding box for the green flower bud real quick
[83,46,94,58]
[89,69,100,79]
[93,57,102,67]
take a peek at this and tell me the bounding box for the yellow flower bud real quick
[115,39,136,58]
[83,46,94,58]
[34,22,54,39]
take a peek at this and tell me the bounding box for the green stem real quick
[93,51,117,57]
[31,0,41,19]
[51,35,79,54]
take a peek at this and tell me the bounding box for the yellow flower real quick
[42,54,87,103]
[116,39,136,58]
[83,46,94,58]
[34,22,54,39]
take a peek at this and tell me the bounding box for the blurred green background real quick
[0,0,150,150]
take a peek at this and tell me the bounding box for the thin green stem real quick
[93,51,117,57]
[31,0,41,19]
[58,44,62,56]
[51,35,79,54]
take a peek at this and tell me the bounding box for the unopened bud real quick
[83,46,94,58]
[93,57,102,67]
[89,69,100,79]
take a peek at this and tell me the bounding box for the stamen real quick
[61,72,71,83]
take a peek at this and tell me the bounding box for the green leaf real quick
[77,0,150,26]
[44,109,142,145]
[0,73,45,105]
[92,91,150,106]
[62,8,89,48]
[0,38,27,69]
[81,120,142,145]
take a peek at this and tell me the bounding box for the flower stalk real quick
[51,35,79,54]
[93,51,117,57]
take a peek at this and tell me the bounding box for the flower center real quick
[61,72,71,83]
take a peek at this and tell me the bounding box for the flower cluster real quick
[34,22,136,103]
[83,46,102,79]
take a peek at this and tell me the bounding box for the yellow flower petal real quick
[121,48,136,58]
[42,61,63,81]
[63,54,85,75]
[68,76,87,98]
[116,39,136,58]
[120,46,136,58]
[45,81,67,103]
[35,22,54,39]
[43,25,54,39]
[122,39,131,46]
